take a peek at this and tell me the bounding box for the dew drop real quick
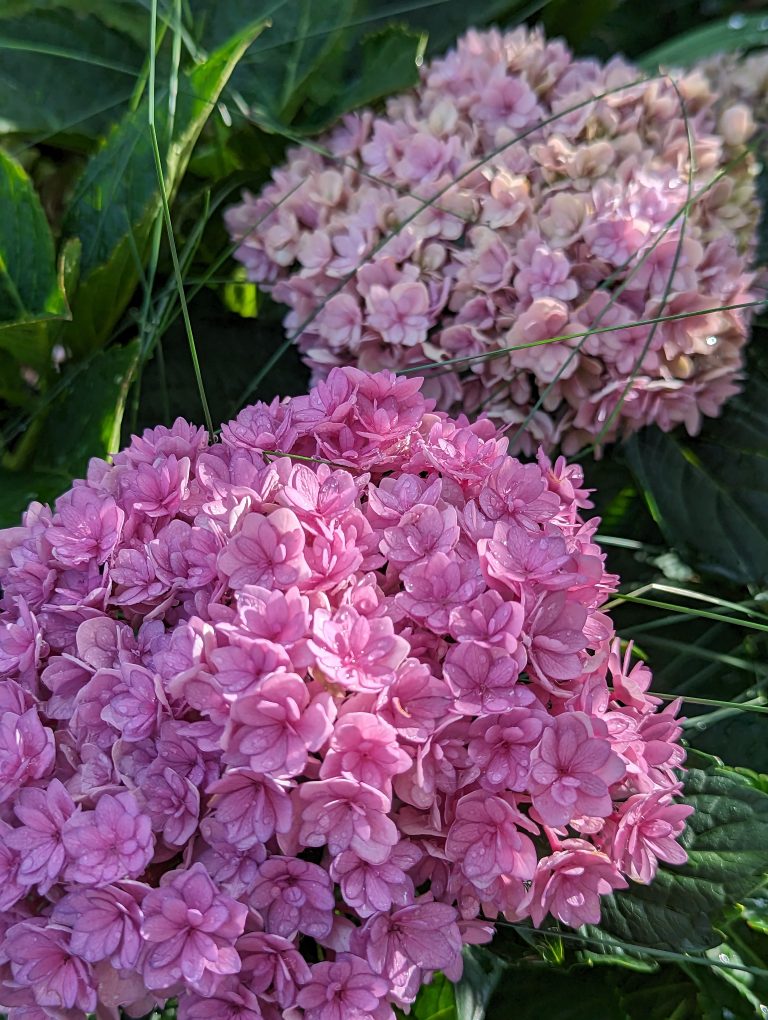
[761,17,768,31]
[728,13,746,29]
[759,1005,768,1018]
[705,335,718,347]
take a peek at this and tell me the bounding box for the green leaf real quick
[32,340,140,478]
[60,17,266,356]
[222,266,260,319]
[486,962,625,1019]
[618,967,701,1019]
[584,765,768,955]
[455,947,506,1020]
[742,893,768,935]
[374,0,545,59]
[625,363,768,586]
[192,0,355,130]
[309,24,423,128]
[406,972,457,1020]
[0,148,69,369]
[0,465,73,525]
[0,9,144,139]
[640,14,768,70]
[542,0,620,48]
[0,340,141,526]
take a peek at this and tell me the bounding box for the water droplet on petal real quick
[729,13,746,28]
[706,335,718,347]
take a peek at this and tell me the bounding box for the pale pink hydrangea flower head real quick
[227,27,764,454]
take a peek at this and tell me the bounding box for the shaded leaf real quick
[33,340,140,477]
[0,148,68,370]
[0,465,72,525]
[640,14,768,69]
[311,24,423,127]
[486,962,625,1019]
[367,0,547,58]
[193,0,354,129]
[625,364,768,586]
[60,17,266,356]
[0,9,144,139]
[0,341,141,526]
[456,947,506,1020]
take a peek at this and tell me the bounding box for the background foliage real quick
[0,0,767,1017]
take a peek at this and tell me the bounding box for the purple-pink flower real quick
[63,792,154,886]
[5,918,97,1013]
[446,790,538,888]
[249,856,335,939]
[297,954,391,1020]
[141,863,247,989]
[528,840,629,927]
[528,712,626,827]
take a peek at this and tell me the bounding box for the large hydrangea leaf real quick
[0,149,69,369]
[585,761,768,954]
[626,356,768,586]
[60,16,266,357]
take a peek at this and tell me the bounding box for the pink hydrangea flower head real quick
[5,917,97,1013]
[0,705,55,803]
[227,28,763,452]
[7,778,75,892]
[299,778,399,864]
[602,789,694,883]
[53,882,145,970]
[446,790,538,888]
[0,368,692,1017]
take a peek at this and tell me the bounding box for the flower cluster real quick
[226,26,762,453]
[0,368,691,1019]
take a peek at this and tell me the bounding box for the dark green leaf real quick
[193,0,354,129]
[367,0,546,58]
[311,24,422,127]
[0,9,144,139]
[0,148,68,370]
[640,14,768,70]
[0,465,73,525]
[618,967,700,1020]
[60,17,266,356]
[542,0,620,47]
[0,340,142,525]
[625,365,768,586]
[32,339,141,481]
[455,947,506,1020]
[584,765,768,955]
[486,962,626,1019]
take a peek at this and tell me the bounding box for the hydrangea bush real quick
[0,369,691,1018]
[226,26,762,453]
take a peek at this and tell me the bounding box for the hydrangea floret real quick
[0,368,691,1018]
[226,26,762,453]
